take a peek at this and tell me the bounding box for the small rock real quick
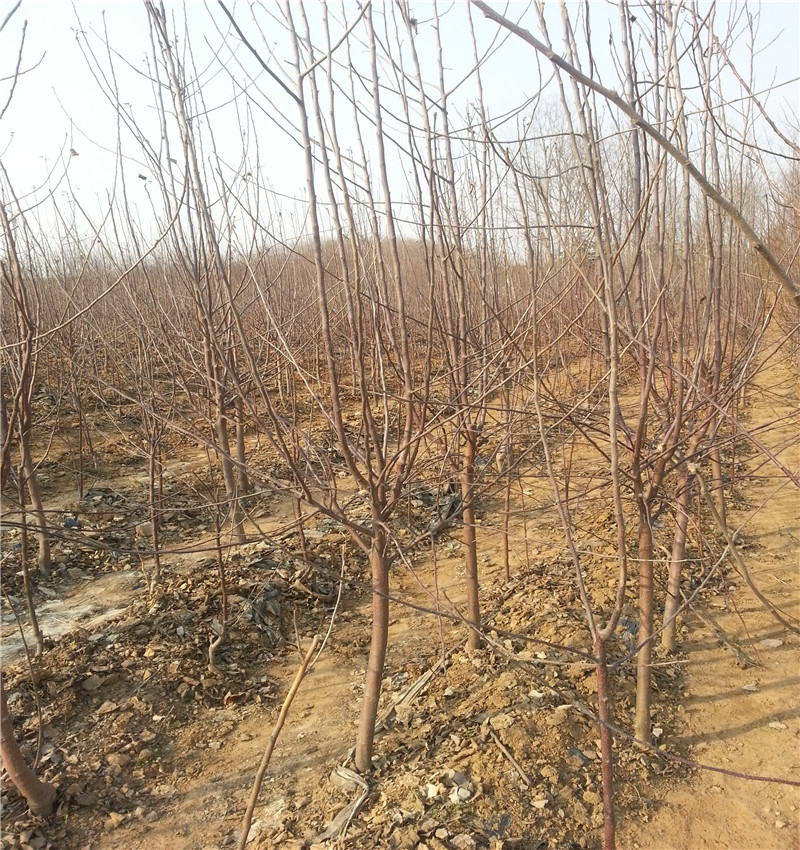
[104,812,125,830]
[107,752,131,768]
[451,771,470,787]
[390,826,419,850]
[768,722,787,731]
[450,835,476,850]
[775,821,786,829]
[532,798,548,810]
[67,567,87,580]
[82,675,104,692]
[263,797,286,829]
[246,820,263,843]
[144,811,158,823]
[418,818,437,835]
[81,673,103,693]
[760,638,783,649]
[435,827,449,840]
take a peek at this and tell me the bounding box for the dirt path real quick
[621,357,800,849]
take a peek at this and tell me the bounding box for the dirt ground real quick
[1,355,798,850]
[619,356,800,850]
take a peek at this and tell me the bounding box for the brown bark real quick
[355,526,390,772]
[19,423,51,578]
[0,674,56,817]
[661,468,692,653]
[595,636,616,850]
[634,518,654,743]
[462,426,482,651]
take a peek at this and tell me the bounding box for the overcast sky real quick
[1,1,798,247]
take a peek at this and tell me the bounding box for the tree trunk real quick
[595,636,616,850]
[662,467,692,653]
[0,674,56,817]
[235,393,250,495]
[462,425,482,651]
[355,526,390,773]
[18,466,43,656]
[19,425,50,578]
[634,517,654,743]
[215,408,246,544]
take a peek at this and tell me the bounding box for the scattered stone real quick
[422,783,440,800]
[81,674,103,692]
[768,722,787,731]
[262,797,286,830]
[246,819,263,843]
[760,639,783,649]
[418,818,437,835]
[390,826,419,849]
[488,713,513,731]
[104,812,125,830]
[450,834,476,850]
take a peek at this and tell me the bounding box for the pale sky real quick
[1,1,798,248]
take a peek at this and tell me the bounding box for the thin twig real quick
[238,635,320,850]
[310,545,346,670]
[488,727,533,788]
[693,464,800,635]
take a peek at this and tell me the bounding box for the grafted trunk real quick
[0,675,56,817]
[214,408,246,544]
[662,467,692,652]
[595,636,616,850]
[634,517,654,743]
[462,425,482,651]
[19,425,50,578]
[355,525,390,772]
